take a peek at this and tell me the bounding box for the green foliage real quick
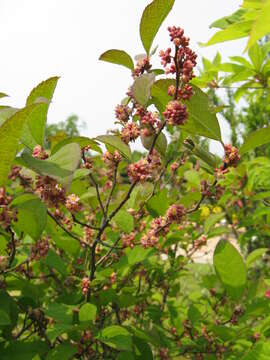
[1,1,270,359]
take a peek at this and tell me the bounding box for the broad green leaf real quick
[141,131,167,156]
[22,76,59,148]
[248,43,263,71]
[0,341,49,360]
[247,0,270,50]
[99,325,132,352]
[183,85,222,141]
[140,0,175,54]
[134,337,153,359]
[146,188,169,217]
[202,21,253,47]
[214,240,247,299]
[45,303,74,324]
[126,246,153,266]
[117,353,134,360]
[132,73,155,107]
[0,92,8,99]
[0,104,41,186]
[204,213,225,233]
[79,303,97,322]
[0,106,18,127]
[96,135,131,160]
[51,136,102,155]
[240,127,270,155]
[151,80,221,141]
[46,343,77,360]
[21,143,81,189]
[0,309,11,326]
[246,248,268,268]
[44,250,67,276]
[114,210,134,233]
[242,341,270,360]
[12,194,47,240]
[99,49,134,70]
[210,9,247,29]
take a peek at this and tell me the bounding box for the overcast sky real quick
[0,0,244,152]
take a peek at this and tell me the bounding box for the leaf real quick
[21,143,81,189]
[242,341,270,360]
[51,136,102,155]
[0,106,18,127]
[246,248,268,268]
[202,21,253,47]
[99,49,134,70]
[0,341,49,360]
[44,250,67,276]
[0,309,11,326]
[247,0,270,50]
[0,92,8,99]
[22,76,59,148]
[204,213,225,233]
[214,240,247,299]
[146,188,169,217]
[140,0,175,54]
[12,194,47,240]
[45,303,74,324]
[96,135,131,160]
[210,9,247,29]
[141,132,167,156]
[240,127,270,155]
[46,343,77,360]
[114,210,134,233]
[79,303,97,322]
[0,104,41,186]
[99,325,132,352]
[151,80,221,141]
[132,73,155,107]
[183,85,222,141]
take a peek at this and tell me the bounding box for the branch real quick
[89,173,106,217]
[71,214,99,230]
[104,164,118,217]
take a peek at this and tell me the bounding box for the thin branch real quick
[89,173,106,217]
[104,164,118,216]
[72,214,99,230]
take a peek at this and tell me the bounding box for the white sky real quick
[0,0,244,152]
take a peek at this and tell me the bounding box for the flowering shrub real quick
[1,0,270,359]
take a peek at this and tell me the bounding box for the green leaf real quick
[248,43,263,71]
[117,353,134,360]
[214,240,247,299]
[22,76,59,148]
[202,21,252,47]
[242,341,270,360]
[240,127,270,155]
[45,303,74,324]
[44,250,67,276]
[114,210,134,233]
[246,248,268,268]
[51,136,102,155]
[183,85,222,141]
[46,343,77,360]
[99,49,134,70]
[21,143,81,189]
[151,80,221,141]
[141,132,167,157]
[12,194,47,240]
[0,104,41,186]
[247,0,270,50]
[140,0,175,54]
[204,213,225,233]
[96,135,131,160]
[0,341,49,360]
[79,303,97,322]
[146,188,169,217]
[210,9,247,29]
[132,73,155,107]
[99,325,132,352]
[0,92,8,99]
[0,309,11,326]
[0,106,18,127]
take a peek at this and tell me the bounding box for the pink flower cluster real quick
[0,187,17,228]
[223,144,241,167]
[163,100,187,126]
[31,236,50,259]
[133,56,152,78]
[65,194,81,213]
[81,277,90,296]
[103,150,122,166]
[32,145,48,160]
[166,204,186,223]
[35,176,66,207]
[121,122,140,144]
[128,158,152,183]
[122,232,135,248]
[115,104,132,122]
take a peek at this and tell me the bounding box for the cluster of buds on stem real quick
[223,144,241,167]
[81,277,90,296]
[115,104,132,123]
[35,176,66,208]
[132,56,152,78]
[0,187,17,228]
[32,145,49,160]
[31,236,50,260]
[65,194,81,213]
[160,26,197,127]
